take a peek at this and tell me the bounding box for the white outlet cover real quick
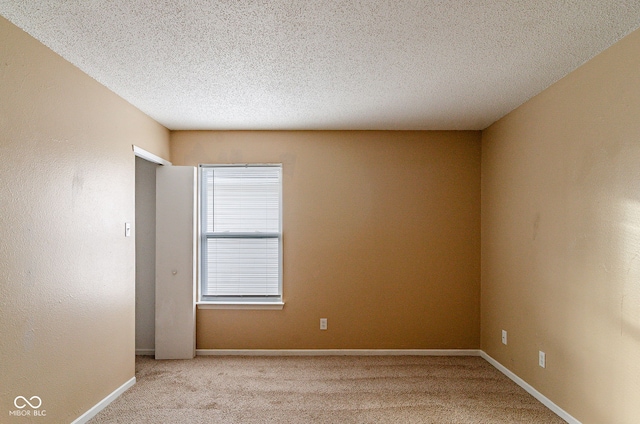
[320,318,327,330]
[539,351,546,368]
[501,330,507,345]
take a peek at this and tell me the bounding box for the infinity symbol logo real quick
[14,396,42,409]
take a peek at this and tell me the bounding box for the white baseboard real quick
[135,348,155,356]
[480,352,581,424]
[196,349,482,356]
[71,377,135,424]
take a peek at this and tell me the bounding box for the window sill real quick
[197,301,285,310]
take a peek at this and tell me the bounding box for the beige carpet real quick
[90,355,566,423]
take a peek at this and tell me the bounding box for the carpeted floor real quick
[89,355,566,423]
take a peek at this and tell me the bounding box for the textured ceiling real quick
[1,1,640,130]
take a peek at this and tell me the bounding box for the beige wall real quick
[0,17,169,423]
[171,130,481,349]
[481,28,640,424]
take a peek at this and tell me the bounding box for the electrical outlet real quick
[501,330,507,345]
[539,351,546,368]
[320,318,327,330]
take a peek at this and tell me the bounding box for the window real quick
[199,165,282,308]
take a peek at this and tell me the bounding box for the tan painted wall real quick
[171,130,481,349]
[481,28,640,424]
[0,17,169,423]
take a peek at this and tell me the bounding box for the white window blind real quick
[200,165,282,301]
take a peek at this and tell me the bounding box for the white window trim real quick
[197,301,285,310]
[197,164,284,309]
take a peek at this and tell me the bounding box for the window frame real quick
[197,164,284,310]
